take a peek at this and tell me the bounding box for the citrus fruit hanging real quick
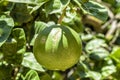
[33,25,82,71]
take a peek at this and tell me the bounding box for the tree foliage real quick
[0,0,120,80]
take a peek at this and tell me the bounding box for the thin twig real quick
[96,0,102,2]
[101,18,113,30]
[115,13,120,20]
[117,22,120,28]
[101,5,114,30]
[107,7,114,19]
[110,26,120,44]
[105,20,117,39]
[110,22,120,44]
[96,1,115,30]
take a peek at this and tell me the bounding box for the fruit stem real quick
[57,7,67,24]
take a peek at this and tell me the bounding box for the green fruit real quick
[33,25,82,71]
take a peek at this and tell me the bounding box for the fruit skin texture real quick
[33,25,82,71]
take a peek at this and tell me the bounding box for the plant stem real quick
[106,20,117,39]
[57,7,67,24]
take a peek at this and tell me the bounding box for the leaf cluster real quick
[0,0,120,80]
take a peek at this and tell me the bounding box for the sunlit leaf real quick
[83,1,108,22]
[81,34,93,41]
[85,39,108,53]
[24,70,40,80]
[30,21,47,46]
[89,48,109,60]
[74,0,108,22]
[86,71,101,80]
[101,65,116,78]
[22,52,45,72]
[110,47,120,63]
[34,21,48,34]
[45,0,70,15]
[0,14,14,47]
[7,0,49,5]
[85,39,109,60]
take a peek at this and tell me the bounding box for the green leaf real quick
[8,0,50,14]
[83,1,108,22]
[85,39,109,60]
[74,0,108,22]
[7,0,49,5]
[85,39,108,53]
[62,6,84,33]
[34,21,48,34]
[77,61,89,72]
[89,48,109,60]
[98,57,117,79]
[24,70,40,80]
[86,71,101,80]
[30,21,48,46]
[1,28,26,64]
[110,47,120,63]
[45,0,70,15]
[77,61,101,79]
[10,3,32,24]
[0,14,14,47]
[62,6,77,23]
[22,52,45,72]
[12,28,26,54]
[81,34,93,41]
[0,63,12,80]
[101,65,116,79]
